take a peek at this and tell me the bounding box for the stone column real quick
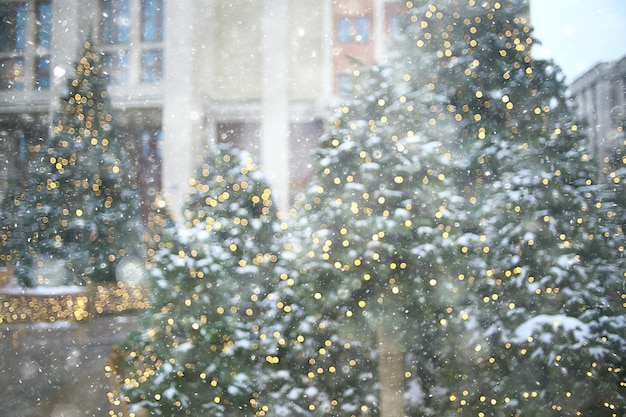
[261,0,290,212]
[162,0,203,220]
[373,0,386,63]
[322,0,334,98]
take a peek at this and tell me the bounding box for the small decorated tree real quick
[120,143,286,416]
[288,62,467,416]
[0,40,141,286]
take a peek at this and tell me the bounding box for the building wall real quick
[570,55,626,170]
[332,0,375,80]
[12,1,623,219]
[0,0,406,216]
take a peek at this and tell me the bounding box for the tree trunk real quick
[377,326,405,417]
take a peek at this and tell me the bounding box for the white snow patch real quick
[177,342,194,353]
[304,386,319,397]
[20,320,75,330]
[0,285,86,296]
[513,314,591,345]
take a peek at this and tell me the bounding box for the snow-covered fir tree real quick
[277,1,625,416]
[288,57,472,416]
[120,143,287,416]
[400,1,626,415]
[0,40,141,286]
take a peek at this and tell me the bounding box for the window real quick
[0,57,24,89]
[0,1,51,90]
[101,0,131,84]
[0,2,26,89]
[141,49,161,83]
[0,3,27,52]
[100,0,164,85]
[35,0,51,48]
[337,16,370,43]
[141,0,164,83]
[389,14,403,35]
[0,127,46,199]
[142,0,163,43]
[35,55,49,89]
[35,1,50,90]
[101,0,131,45]
[102,50,130,84]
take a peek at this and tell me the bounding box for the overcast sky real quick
[530,0,626,83]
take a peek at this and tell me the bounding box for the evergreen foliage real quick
[120,143,286,416]
[400,2,625,415]
[0,40,141,286]
[287,62,467,415]
[288,0,626,415]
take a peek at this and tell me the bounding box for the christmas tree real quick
[120,143,286,416]
[281,1,625,416]
[398,1,625,415]
[287,62,468,417]
[0,40,141,286]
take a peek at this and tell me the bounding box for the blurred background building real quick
[0,0,407,217]
[0,0,623,217]
[570,55,626,172]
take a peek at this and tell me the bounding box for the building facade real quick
[570,55,626,172]
[0,0,406,217]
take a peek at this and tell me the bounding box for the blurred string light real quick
[0,281,150,324]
